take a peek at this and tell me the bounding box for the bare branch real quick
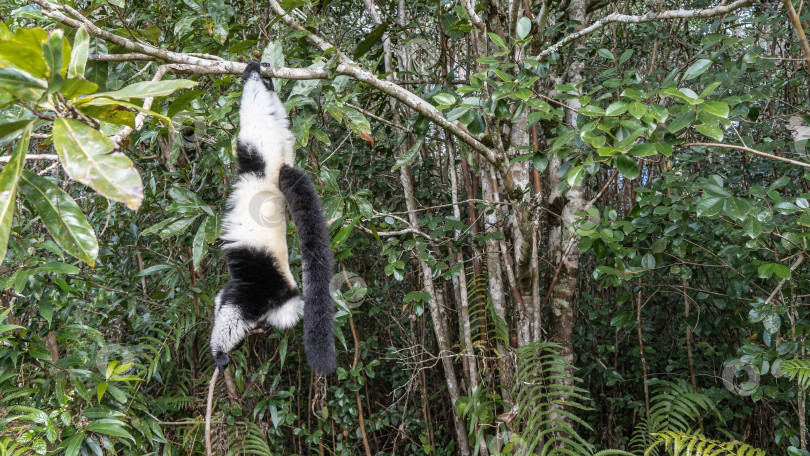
[0,154,58,162]
[460,0,486,31]
[31,0,509,183]
[536,0,756,61]
[682,142,810,169]
[265,0,509,176]
[782,0,810,73]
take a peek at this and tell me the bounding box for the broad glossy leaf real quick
[695,123,724,141]
[74,97,171,127]
[63,433,84,456]
[0,28,48,79]
[723,197,750,221]
[42,29,65,93]
[61,77,98,100]
[683,58,712,80]
[52,118,143,210]
[84,79,197,100]
[566,165,585,186]
[696,196,724,217]
[700,100,729,118]
[19,170,98,266]
[0,67,47,90]
[615,155,639,180]
[86,422,135,441]
[516,17,531,39]
[0,122,33,264]
[68,27,90,79]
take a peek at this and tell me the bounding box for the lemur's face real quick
[242,60,274,92]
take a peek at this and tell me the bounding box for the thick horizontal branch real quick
[537,0,756,60]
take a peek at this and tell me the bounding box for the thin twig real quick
[682,142,810,169]
[205,368,219,456]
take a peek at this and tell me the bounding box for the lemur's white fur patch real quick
[221,75,297,287]
[265,296,304,329]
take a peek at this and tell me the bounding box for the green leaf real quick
[700,100,729,118]
[42,29,65,93]
[629,143,656,157]
[605,101,627,117]
[696,196,724,217]
[63,433,84,456]
[342,106,373,144]
[597,48,614,60]
[516,17,531,39]
[68,27,89,79]
[52,118,143,210]
[84,79,197,100]
[743,217,763,238]
[0,67,47,91]
[96,382,107,402]
[86,422,135,441]
[354,22,388,59]
[695,123,724,141]
[758,263,790,280]
[683,59,712,80]
[628,102,646,119]
[566,165,585,186]
[667,108,694,133]
[433,93,456,106]
[723,197,750,221]
[488,32,507,49]
[0,28,49,79]
[618,49,634,64]
[18,171,98,266]
[192,218,208,269]
[615,155,639,180]
[392,137,423,171]
[0,122,33,264]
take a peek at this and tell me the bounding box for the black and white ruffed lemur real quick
[209,60,336,375]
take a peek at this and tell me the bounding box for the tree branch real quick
[782,0,810,73]
[682,142,810,169]
[536,0,756,61]
[31,0,509,185]
[264,0,509,176]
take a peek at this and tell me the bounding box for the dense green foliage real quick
[0,0,809,455]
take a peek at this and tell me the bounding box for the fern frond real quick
[781,359,810,390]
[630,380,719,455]
[645,431,765,456]
[512,341,595,456]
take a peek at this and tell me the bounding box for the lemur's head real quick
[243,60,274,92]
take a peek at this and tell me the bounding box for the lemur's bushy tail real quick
[278,164,336,374]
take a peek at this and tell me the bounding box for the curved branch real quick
[30,0,509,182]
[536,0,756,61]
